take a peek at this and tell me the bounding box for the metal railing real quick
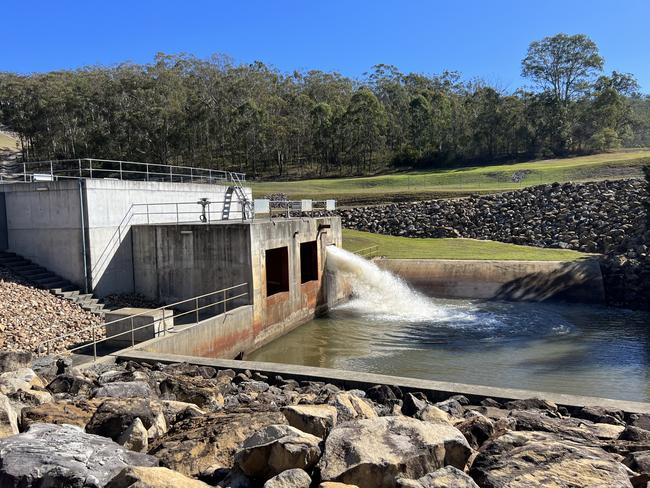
[253,198,336,218]
[353,245,379,259]
[89,199,250,291]
[41,283,249,361]
[1,158,246,185]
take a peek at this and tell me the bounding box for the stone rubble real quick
[0,267,103,352]
[0,352,645,487]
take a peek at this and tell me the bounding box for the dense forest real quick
[1,33,649,178]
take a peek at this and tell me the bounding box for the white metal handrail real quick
[41,283,249,360]
[3,158,246,185]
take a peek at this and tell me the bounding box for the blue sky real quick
[4,0,650,92]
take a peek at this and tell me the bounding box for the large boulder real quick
[149,411,287,477]
[0,368,44,394]
[0,423,158,487]
[235,424,322,480]
[0,393,18,438]
[397,466,479,487]
[319,416,472,487]
[21,399,100,429]
[263,468,311,488]
[282,404,337,437]
[106,466,211,488]
[158,375,224,409]
[331,392,377,421]
[0,351,31,373]
[93,381,156,399]
[86,398,167,442]
[470,430,633,488]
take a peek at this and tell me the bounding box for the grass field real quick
[341,229,589,261]
[252,150,650,204]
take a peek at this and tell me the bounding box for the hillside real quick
[252,150,650,204]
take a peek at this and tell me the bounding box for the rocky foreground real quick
[0,351,649,487]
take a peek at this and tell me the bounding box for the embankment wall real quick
[375,258,605,303]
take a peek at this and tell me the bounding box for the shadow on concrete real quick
[493,260,605,303]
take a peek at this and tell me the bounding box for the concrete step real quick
[0,258,28,266]
[59,289,81,299]
[52,285,79,295]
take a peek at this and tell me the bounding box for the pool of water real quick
[248,299,650,402]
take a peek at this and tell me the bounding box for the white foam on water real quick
[326,245,474,323]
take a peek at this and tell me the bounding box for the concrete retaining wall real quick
[135,306,254,359]
[1,180,86,285]
[0,179,252,294]
[85,179,251,296]
[376,258,606,303]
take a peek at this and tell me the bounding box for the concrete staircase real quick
[0,251,105,315]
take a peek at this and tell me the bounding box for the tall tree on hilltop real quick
[522,34,604,154]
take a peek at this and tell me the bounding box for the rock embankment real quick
[0,350,649,487]
[339,179,646,254]
[336,178,650,309]
[0,268,102,353]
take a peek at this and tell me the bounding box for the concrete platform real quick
[116,349,650,415]
[105,307,174,346]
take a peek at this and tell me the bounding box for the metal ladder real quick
[229,172,253,220]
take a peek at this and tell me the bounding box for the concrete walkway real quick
[117,349,650,415]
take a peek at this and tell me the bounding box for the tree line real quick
[0,33,648,178]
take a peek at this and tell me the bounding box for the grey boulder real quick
[319,416,472,488]
[0,423,158,487]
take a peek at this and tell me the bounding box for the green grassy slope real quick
[252,150,650,204]
[0,133,18,152]
[342,229,589,261]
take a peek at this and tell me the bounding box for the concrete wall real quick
[376,258,606,303]
[248,217,342,352]
[136,306,254,359]
[84,179,252,296]
[0,179,252,295]
[0,193,8,251]
[131,217,344,358]
[1,180,86,285]
[132,222,253,313]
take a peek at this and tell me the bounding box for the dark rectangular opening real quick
[300,240,319,283]
[266,246,289,296]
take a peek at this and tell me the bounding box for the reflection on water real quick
[248,299,650,402]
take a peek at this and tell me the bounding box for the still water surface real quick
[249,299,650,402]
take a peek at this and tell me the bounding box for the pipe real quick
[78,179,89,293]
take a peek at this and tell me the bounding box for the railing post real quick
[23,162,26,182]
[224,289,227,313]
[119,161,123,180]
[89,159,93,179]
[195,297,199,325]
[78,159,82,178]
[130,317,135,347]
[50,160,54,179]
[163,306,168,336]
[146,163,149,181]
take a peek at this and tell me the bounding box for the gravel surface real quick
[0,267,103,353]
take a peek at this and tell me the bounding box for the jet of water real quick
[326,245,463,322]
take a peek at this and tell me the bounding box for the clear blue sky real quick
[4,0,650,92]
